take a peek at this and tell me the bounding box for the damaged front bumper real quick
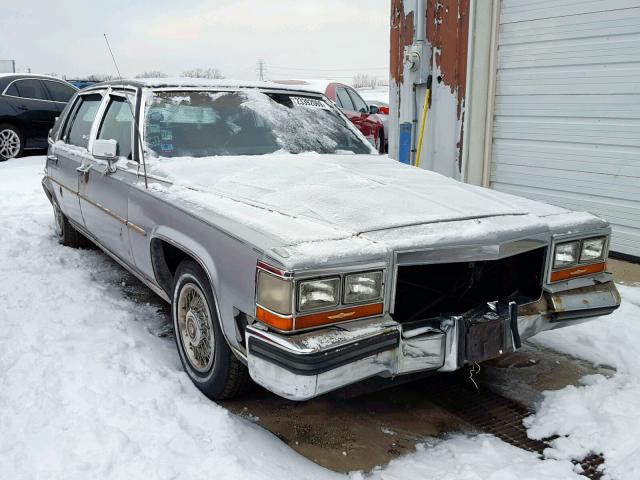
[245,280,620,400]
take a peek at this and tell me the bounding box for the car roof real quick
[0,73,78,90]
[86,77,330,96]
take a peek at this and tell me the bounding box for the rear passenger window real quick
[98,96,133,159]
[10,79,48,100]
[65,94,103,148]
[44,80,76,102]
[336,88,354,111]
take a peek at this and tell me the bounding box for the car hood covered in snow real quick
[146,153,605,266]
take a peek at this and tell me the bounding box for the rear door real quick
[4,79,59,148]
[78,90,138,266]
[50,91,104,226]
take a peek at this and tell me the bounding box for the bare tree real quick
[182,67,224,79]
[86,74,116,82]
[135,71,168,79]
[352,73,382,89]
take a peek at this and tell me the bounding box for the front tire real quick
[0,124,23,161]
[172,259,251,400]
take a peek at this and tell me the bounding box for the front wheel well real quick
[150,238,195,297]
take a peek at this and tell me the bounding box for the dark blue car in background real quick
[0,74,77,160]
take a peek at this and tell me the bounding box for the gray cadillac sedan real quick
[42,78,620,401]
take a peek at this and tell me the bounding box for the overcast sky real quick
[1,0,390,81]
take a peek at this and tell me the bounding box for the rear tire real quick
[0,124,23,161]
[172,259,251,400]
[377,131,385,154]
[53,202,86,248]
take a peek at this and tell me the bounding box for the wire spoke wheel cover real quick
[177,283,215,373]
[0,129,20,159]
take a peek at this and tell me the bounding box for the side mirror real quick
[92,139,118,161]
[369,105,379,115]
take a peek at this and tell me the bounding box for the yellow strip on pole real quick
[415,86,431,169]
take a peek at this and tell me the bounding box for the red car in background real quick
[274,80,386,153]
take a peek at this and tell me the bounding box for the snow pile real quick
[526,285,640,479]
[0,156,588,479]
[356,435,582,480]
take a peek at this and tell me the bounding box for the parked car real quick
[0,74,77,160]
[274,79,386,153]
[67,80,98,90]
[365,100,389,153]
[43,78,620,401]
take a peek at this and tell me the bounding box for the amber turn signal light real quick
[550,262,606,283]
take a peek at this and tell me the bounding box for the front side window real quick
[348,89,369,114]
[44,80,76,102]
[98,96,133,159]
[335,88,354,111]
[65,94,103,148]
[9,79,48,101]
[144,90,373,157]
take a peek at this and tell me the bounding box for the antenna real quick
[103,33,148,189]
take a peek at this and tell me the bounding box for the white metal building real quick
[391,0,640,259]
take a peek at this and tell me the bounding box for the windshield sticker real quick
[161,129,173,141]
[290,97,329,109]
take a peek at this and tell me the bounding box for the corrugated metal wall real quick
[489,0,640,258]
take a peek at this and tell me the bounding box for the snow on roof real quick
[270,79,344,95]
[129,77,331,95]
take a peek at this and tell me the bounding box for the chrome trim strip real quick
[46,175,146,236]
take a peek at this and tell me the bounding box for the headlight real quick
[553,241,580,268]
[343,271,383,304]
[580,237,606,262]
[256,270,293,315]
[298,277,340,312]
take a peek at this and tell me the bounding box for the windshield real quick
[144,90,373,157]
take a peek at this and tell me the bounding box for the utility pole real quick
[257,59,265,81]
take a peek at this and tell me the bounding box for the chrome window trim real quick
[1,78,77,104]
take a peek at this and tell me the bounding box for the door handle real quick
[46,154,58,165]
[17,105,28,111]
[76,163,92,182]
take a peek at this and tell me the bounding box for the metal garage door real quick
[489,0,640,258]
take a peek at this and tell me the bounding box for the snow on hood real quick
[146,153,572,245]
[147,153,566,234]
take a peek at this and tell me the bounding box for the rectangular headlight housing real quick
[256,270,293,315]
[580,237,606,263]
[343,271,383,304]
[298,277,340,312]
[553,241,580,269]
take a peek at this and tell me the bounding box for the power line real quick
[269,65,388,72]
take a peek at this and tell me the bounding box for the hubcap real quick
[0,129,20,159]
[177,283,214,373]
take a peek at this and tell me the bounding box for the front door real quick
[78,92,138,266]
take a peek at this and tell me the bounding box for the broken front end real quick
[246,232,620,400]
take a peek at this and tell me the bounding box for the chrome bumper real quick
[246,281,620,400]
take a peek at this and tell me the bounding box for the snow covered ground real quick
[357,86,389,105]
[1,156,638,479]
